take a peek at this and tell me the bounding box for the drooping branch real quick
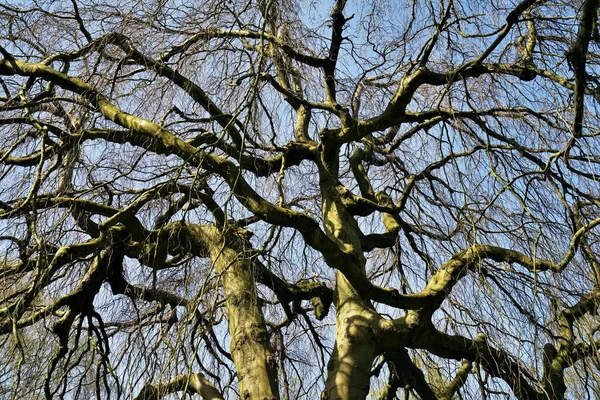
[384,349,437,400]
[159,28,327,67]
[134,373,224,400]
[407,326,540,400]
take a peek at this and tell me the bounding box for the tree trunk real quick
[323,272,378,400]
[192,225,279,399]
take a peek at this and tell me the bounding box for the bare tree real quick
[1,0,600,399]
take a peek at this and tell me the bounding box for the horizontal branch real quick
[134,373,224,400]
[165,28,328,68]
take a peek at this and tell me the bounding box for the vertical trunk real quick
[317,147,380,399]
[318,162,379,399]
[192,225,279,400]
[323,272,378,400]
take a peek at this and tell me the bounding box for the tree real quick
[1,0,600,398]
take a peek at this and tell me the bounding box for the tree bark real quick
[134,373,224,400]
[191,225,279,399]
[322,272,378,400]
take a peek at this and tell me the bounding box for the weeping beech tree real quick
[2,0,600,398]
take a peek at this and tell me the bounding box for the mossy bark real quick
[322,273,378,400]
[191,225,279,400]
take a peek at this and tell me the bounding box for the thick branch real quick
[569,0,599,136]
[134,373,224,400]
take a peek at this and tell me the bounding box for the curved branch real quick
[134,373,224,400]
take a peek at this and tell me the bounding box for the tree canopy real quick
[1,0,600,399]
